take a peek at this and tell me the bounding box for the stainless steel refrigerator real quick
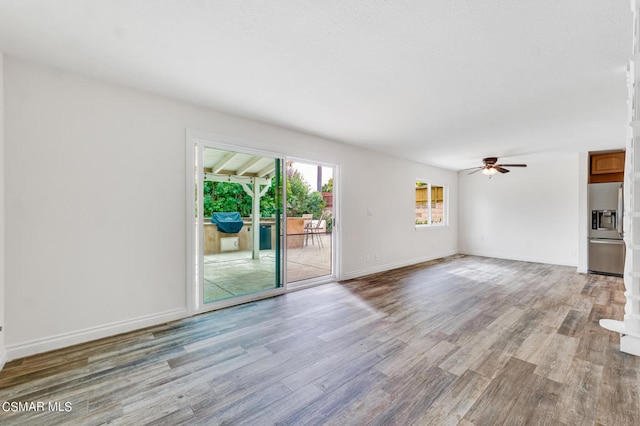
[588,182,624,276]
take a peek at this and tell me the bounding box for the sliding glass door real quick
[188,133,339,312]
[190,140,284,311]
[285,161,335,286]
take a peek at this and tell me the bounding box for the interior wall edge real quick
[577,152,589,272]
[0,47,5,371]
[4,307,187,362]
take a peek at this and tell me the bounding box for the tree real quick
[321,177,333,193]
[286,165,325,218]
[200,165,324,219]
[286,169,310,217]
[304,191,326,219]
[202,178,277,218]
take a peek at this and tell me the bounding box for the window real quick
[415,181,446,226]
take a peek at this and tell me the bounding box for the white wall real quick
[0,50,5,369]
[3,57,457,360]
[340,150,457,278]
[458,153,579,266]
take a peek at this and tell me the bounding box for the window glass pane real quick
[431,185,445,224]
[415,181,446,226]
[415,181,429,225]
[200,147,282,304]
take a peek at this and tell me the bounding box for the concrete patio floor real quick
[203,233,332,303]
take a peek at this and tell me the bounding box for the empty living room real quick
[0,2,639,425]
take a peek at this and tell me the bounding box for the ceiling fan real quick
[466,157,527,176]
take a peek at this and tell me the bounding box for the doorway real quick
[187,132,339,313]
[285,161,335,285]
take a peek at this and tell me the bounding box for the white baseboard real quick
[0,348,6,371]
[4,308,188,363]
[341,249,579,282]
[341,250,458,281]
[458,249,577,268]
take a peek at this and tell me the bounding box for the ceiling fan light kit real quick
[481,167,497,176]
[467,157,527,178]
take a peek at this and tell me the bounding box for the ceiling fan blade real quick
[496,164,527,167]
[467,168,483,175]
[494,166,510,173]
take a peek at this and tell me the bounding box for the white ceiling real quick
[0,1,632,170]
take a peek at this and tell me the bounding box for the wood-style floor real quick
[0,255,638,425]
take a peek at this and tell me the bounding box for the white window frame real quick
[415,180,448,229]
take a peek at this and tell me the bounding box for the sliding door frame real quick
[284,156,340,289]
[186,130,288,315]
[186,130,341,315]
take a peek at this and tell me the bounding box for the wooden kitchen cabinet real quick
[591,152,625,174]
[589,151,625,183]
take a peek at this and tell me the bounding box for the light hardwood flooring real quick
[0,255,638,425]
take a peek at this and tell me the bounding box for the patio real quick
[203,233,332,303]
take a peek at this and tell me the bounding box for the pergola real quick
[203,148,278,260]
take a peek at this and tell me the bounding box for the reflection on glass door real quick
[194,144,283,307]
[286,161,334,284]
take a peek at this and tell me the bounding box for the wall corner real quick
[577,152,589,274]
[0,50,6,370]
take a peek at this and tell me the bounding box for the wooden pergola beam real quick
[212,152,237,173]
[236,157,262,176]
